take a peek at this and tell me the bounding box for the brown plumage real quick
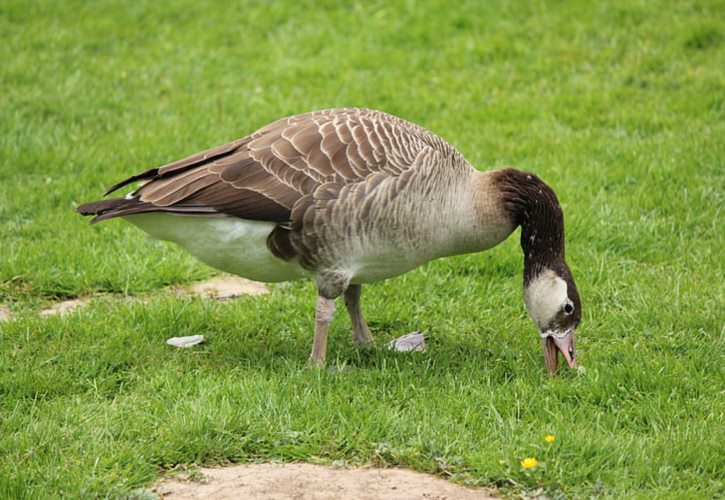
[78,108,582,373]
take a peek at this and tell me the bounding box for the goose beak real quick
[541,329,577,375]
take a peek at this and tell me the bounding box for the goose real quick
[77,108,581,374]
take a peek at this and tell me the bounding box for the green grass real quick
[1,0,723,497]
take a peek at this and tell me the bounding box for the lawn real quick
[1,0,723,497]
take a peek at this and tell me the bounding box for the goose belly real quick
[126,214,307,283]
[348,248,434,284]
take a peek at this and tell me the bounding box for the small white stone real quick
[167,335,206,348]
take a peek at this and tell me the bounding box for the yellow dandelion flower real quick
[544,435,555,443]
[520,457,538,469]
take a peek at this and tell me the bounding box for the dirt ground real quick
[155,463,497,499]
[0,276,269,322]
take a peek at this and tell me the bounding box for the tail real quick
[76,198,133,224]
[77,138,246,224]
[76,197,169,224]
[77,196,217,224]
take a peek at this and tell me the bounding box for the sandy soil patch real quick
[186,276,269,299]
[156,463,496,500]
[0,276,269,322]
[39,298,90,317]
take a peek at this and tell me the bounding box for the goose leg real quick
[344,284,374,346]
[306,294,336,368]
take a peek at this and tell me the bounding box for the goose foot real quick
[344,284,375,347]
[304,357,326,370]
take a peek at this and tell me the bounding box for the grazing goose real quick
[78,108,581,373]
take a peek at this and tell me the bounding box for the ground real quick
[1,0,723,498]
[155,463,496,499]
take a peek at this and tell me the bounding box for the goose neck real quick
[491,169,567,283]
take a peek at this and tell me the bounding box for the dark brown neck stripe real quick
[492,169,567,285]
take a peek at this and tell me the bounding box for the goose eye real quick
[563,302,574,315]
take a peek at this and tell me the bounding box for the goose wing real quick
[90,108,459,223]
[78,108,468,263]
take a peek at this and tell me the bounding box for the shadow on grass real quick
[182,324,533,384]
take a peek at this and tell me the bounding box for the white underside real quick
[127,214,308,283]
[125,213,483,286]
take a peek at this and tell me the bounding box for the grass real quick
[1,0,723,497]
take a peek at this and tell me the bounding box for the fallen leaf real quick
[167,335,206,348]
[386,332,426,352]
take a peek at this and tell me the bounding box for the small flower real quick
[544,434,555,443]
[520,457,538,469]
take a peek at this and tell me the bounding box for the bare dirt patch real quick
[0,276,269,322]
[39,298,90,317]
[156,463,496,499]
[186,276,269,299]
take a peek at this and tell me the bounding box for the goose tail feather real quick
[76,198,130,224]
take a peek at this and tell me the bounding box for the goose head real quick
[524,266,581,374]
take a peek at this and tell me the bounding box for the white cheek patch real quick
[524,269,568,331]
